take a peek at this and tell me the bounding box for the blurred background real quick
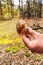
[0,0,43,65]
[0,0,43,20]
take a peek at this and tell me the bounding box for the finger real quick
[22,33,38,52]
[27,27,39,37]
[22,33,33,49]
[25,33,33,40]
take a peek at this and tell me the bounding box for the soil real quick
[0,18,43,65]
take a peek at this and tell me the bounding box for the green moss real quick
[24,50,31,57]
[5,45,20,53]
[20,44,26,48]
[5,47,11,52]
[12,46,20,53]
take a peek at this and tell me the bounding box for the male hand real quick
[22,27,43,53]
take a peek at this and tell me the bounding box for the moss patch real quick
[24,50,31,57]
[5,46,11,52]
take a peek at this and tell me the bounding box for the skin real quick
[22,27,43,53]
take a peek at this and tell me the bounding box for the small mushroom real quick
[16,19,27,34]
[16,19,35,40]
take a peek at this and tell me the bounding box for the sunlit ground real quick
[0,18,22,44]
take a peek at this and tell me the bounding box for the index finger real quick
[22,33,32,48]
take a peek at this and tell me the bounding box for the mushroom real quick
[16,19,27,34]
[16,19,35,39]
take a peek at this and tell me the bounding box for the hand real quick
[22,27,43,53]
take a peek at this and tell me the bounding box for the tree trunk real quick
[27,0,30,18]
[11,0,14,18]
[38,0,42,18]
[0,0,2,15]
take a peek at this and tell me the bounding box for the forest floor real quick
[0,18,43,65]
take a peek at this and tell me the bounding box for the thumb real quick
[27,27,38,37]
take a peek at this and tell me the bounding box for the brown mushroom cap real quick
[16,20,26,34]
